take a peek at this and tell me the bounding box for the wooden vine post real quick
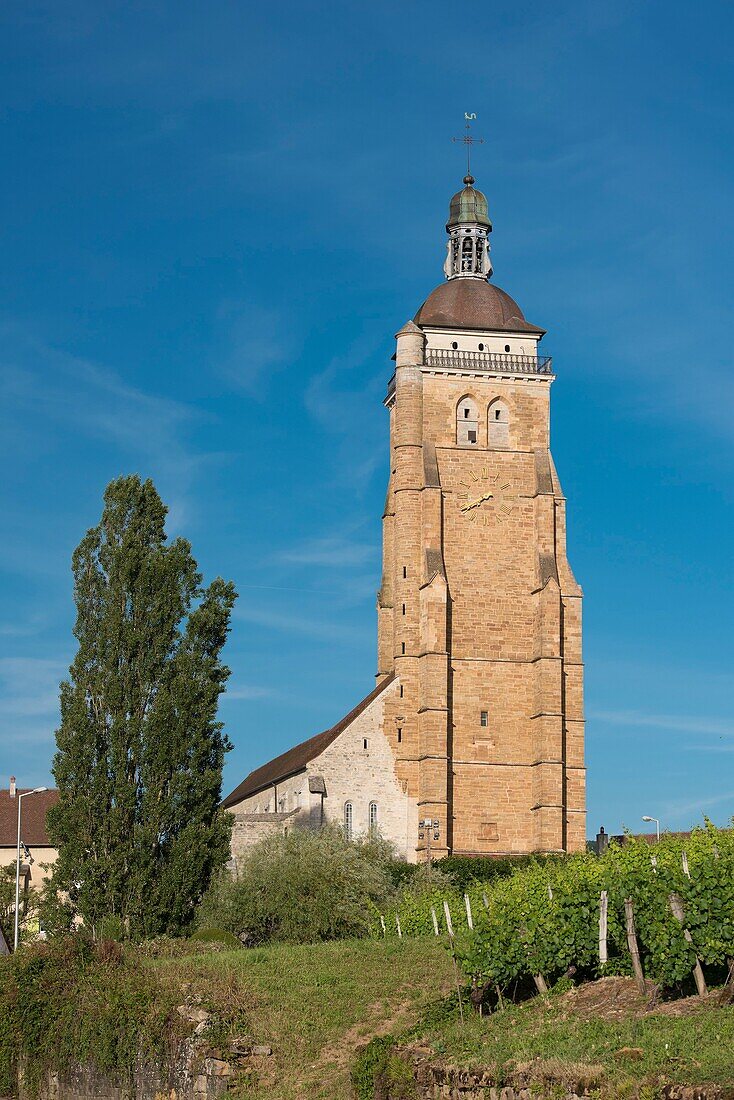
[430,906,439,936]
[598,890,608,965]
[668,893,707,996]
[443,900,465,1025]
[464,894,474,930]
[624,898,646,995]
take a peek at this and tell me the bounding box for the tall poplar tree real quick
[47,475,237,938]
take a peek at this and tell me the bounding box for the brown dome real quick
[414,279,544,334]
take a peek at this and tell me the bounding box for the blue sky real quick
[1,0,732,837]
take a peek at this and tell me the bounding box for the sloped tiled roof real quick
[0,788,59,847]
[222,673,395,809]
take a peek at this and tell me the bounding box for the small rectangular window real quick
[401,642,406,654]
[480,711,488,727]
[464,408,470,418]
[363,738,368,751]
[468,430,477,443]
[397,728,402,743]
[399,685,404,698]
[402,603,406,615]
[403,566,407,578]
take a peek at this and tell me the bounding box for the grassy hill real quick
[156,937,456,1099]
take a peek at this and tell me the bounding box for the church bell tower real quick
[377,172,585,857]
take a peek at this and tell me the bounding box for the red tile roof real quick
[222,673,395,809]
[0,788,58,847]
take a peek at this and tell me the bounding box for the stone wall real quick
[390,1052,726,1100]
[17,1007,271,1099]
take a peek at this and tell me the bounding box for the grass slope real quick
[163,937,456,1099]
[414,977,734,1092]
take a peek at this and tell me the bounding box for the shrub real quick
[190,927,241,948]
[0,934,184,1098]
[197,825,395,944]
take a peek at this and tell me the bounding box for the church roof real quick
[222,672,396,808]
[414,278,544,334]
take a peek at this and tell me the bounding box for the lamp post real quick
[13,785,48,950]
[642,815,660,842]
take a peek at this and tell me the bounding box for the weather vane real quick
[452,112,484,178]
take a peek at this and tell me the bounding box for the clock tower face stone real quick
[377,176,585,859]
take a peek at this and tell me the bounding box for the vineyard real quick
[374,824,734,997]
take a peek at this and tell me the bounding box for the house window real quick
[480,711,488,727]
[369,802,378,834]
[344,801,353,839]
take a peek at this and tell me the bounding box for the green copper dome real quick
[447,175,492,230]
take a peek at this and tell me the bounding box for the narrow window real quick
[399,685,404,698]
[403,566,407,579]
[369,802,378,834]
[488,399,510,447]
[401,642,406,654]
[402,603,406,615]
[344,801,353,840]
[480,711,488,727]
[363,738,369,751]
[456,396,479,446]
[397,727,402,743]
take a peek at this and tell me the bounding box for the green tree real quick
[46,475,237,939]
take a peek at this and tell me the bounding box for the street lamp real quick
[13,785,48,950]
[642,815,660,842]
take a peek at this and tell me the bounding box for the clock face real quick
[457,470,514,525]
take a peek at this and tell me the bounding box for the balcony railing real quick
[425,348,553,375]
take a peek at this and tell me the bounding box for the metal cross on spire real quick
[452,112,484,179]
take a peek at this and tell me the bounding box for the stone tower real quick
[377,175,585,857]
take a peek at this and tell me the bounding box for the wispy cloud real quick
[213,303,300,395]
[0,657,64,721]
[234,604,366,646]
[659,789,734,822]
[0,325,215,540]
[276,535,376,569]
[590,709,734,738]
[221,684,273,702]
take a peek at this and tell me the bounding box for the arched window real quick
[344,801,353,840]
[488,398,509,448]
[456,396,479,446]
[369,802,378,835]
[461,235,473,272]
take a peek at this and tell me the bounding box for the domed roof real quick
[414,278,544,334]
[448,175,491,229]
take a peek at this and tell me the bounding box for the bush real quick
[197,825,395,944]
[436,853,567,891]
[190,927,241,949]
[0,934,184,1098]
